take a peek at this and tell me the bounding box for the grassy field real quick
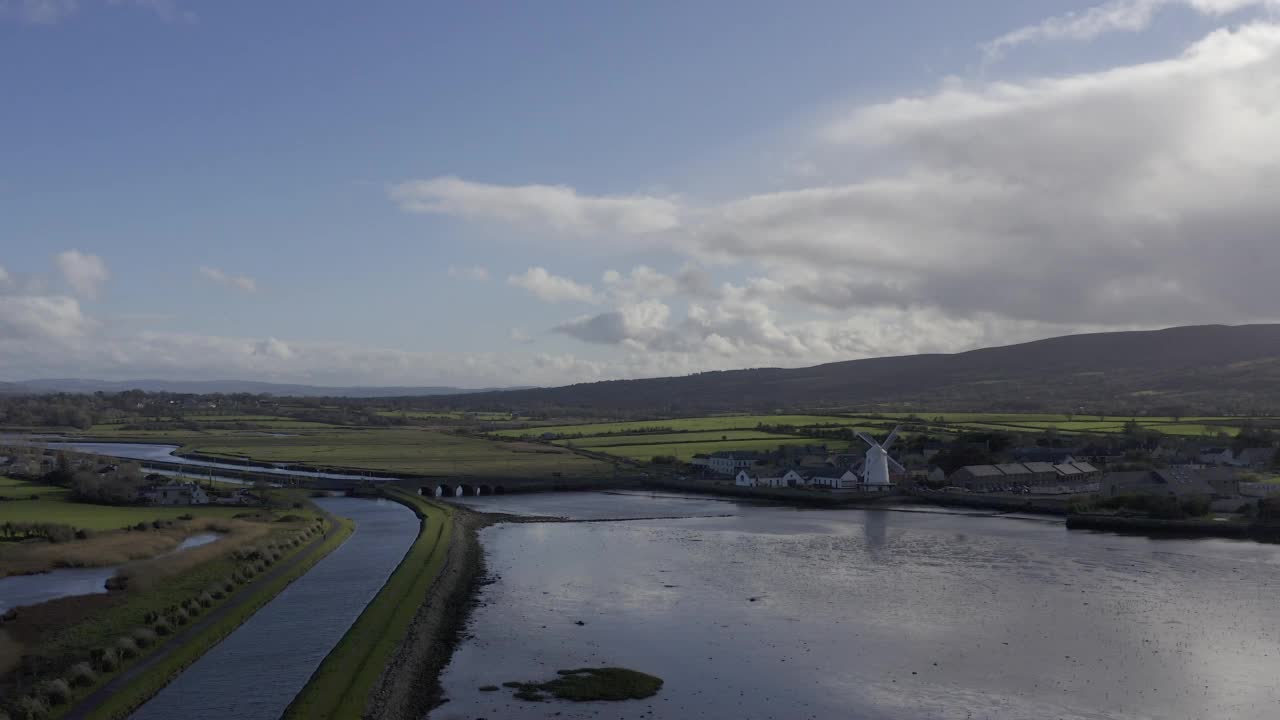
[283,489,452,720]
[496,414,887,439]
[0,476,65,498]
[178,429,611,478]
[0,492,254,531]
[558,430,804,448]
[593,437,842,461]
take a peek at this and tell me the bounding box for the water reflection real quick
[432,492,1280,720]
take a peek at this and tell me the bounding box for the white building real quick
[734,470,756,487]
[709,451,758,476]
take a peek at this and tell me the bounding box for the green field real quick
[496,414,889,439]
[178,429,611,478]
[592,437,841,461]
[558,430,805,448]
[0,475,65,498]
[0,490,253,531]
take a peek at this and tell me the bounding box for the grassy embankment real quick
[0,478,342,719]
[283,489,453,720]
[85,516,354,720]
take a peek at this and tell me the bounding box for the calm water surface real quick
[434,492,1280,720]
[130,496,419,720]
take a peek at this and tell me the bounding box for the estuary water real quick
[130,496,419,720]
[434,492,1280,720]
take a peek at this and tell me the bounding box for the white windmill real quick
[856,426,906,489]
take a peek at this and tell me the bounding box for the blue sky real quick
[3,0,1280,386]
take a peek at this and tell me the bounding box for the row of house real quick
[733,468,889,492]
[945,461,1102,492]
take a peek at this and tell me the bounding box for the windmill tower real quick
[856,426,906,489]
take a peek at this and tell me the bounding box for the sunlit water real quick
[433,492,1280,720]
[130,496,419,720]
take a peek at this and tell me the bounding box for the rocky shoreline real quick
[366,505,492,720]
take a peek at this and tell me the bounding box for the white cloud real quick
[509,328,534,344]
[447,265,490,281]
[1,0,75,23]
[554,300,672,346]
[2,0,193,23]
[107,0,195,23]
[507,267,600,304]
[601,265,679,301]
[0,295,91,340]
[983,0,1279,58]
[0,265,10,287]
[390,176,680,238]
[710,23,1280,326]
[55,250,109,300]
[198,266,258,293]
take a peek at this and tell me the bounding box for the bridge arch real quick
[454,485,466,497]
[493,485,507,495]
[434,484,448,497]
[479,484,492,495]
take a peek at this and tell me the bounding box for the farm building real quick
[709,451,759,476]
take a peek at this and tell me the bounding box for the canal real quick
[436,491,1280,720]
[129,496,419,720]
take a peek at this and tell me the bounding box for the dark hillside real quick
[424,324,1280,415]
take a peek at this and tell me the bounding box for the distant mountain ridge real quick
[0,379,528,398]
[423,324,1280,415]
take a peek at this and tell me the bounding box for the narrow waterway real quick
[0,533,224,613]
[9,438,401,483]
[129,496,419,720]
[434,491,1280,720]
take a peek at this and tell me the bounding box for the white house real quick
[145,482,210,506]
[734,470,756,487]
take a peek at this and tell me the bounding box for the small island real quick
[501,667,663,702]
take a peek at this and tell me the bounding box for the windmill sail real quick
[857,426,904,488]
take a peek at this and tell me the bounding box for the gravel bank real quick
[366,506,490,720]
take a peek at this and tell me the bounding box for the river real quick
[6,438,400,483]
[129,496,419,720]
[436,491,1280,720]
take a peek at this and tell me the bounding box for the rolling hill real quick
[0,379,526,398]
[423,324,1280,415]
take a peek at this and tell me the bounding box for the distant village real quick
[0,449,264,507]
[679,437,1279,512]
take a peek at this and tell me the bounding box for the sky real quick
[3,0,1280,388]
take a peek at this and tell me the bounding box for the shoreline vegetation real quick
[0,484,349,720]
[79,514,354,720]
